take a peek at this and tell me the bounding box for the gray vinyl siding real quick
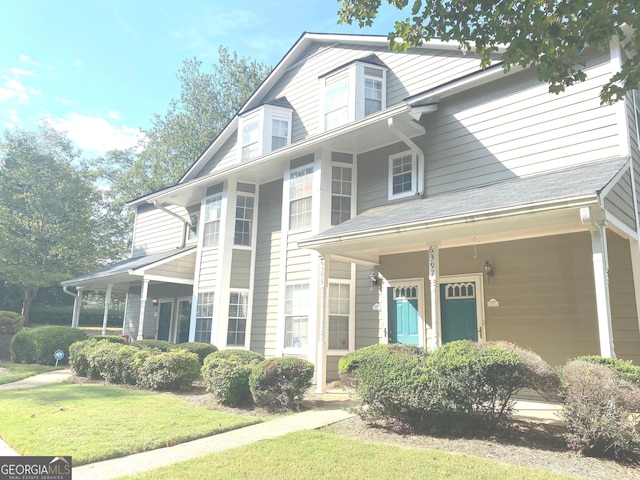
[354,265,383,348]
[608,232,640,364]
[123,291,140,339]
[195,134,237,178]
[198,248,219,290]
[425,54,619,195]
[251,180,283,356]
[326,355,341,382]
[286,239,311,282]
[328,260,351,279]
[604,170,636,231]
[230,249,252,289]
[146,255,195,282]
[132,204,187,256]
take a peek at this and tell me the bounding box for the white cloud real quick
[49,113,145,154]
[19,54,40,66]
[10,67,37,77]
[3,108,20,128]
[107,110,122,120]
[0,77,30,103]
[55,96,72,105]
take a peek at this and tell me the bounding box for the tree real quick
[0,127,119,322]
[338,0,639,104]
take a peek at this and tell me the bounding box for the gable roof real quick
[300,157,629,250]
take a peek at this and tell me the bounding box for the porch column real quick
[137,279,150,341]
[581,208,615,358]
[315,256,328,394]
[71,287,84,328]
[629,241,640,344]
[101,284,113,336]
[428,244,441,350]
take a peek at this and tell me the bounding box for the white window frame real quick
[234,194,255,247]
[288,164,314,231]
[388,150,416,200]
[195,291,214,344]
[284,282,310,352]
[202,194,223,247]
[327,281,353,352]
[186,209,199,245]
[238,105,293,161]
[241,117,260,161]
[362,67,385,116]
[227,290,249,347]
[330,164,352,226]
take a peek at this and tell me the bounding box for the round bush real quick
[202,349,264,406]
[179,342,218,365]
[131,339,175,351]
[135,350,200,391]
[69,339,97,376]
[249,356,314,411]
[574,355,640,387]
[0,311,24,335]
[10,326,87,365]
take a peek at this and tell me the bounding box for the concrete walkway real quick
[0,368,73,391]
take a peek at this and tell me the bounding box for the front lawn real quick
[0,362,62,385]
[0,383,262,465]
[122,430,579,480]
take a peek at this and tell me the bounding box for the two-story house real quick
[63,32,640,390]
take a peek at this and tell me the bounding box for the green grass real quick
[0,362,62,385]
[0,383,262,465]
[123,430,579,480]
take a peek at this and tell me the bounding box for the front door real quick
[388,285,419,345]
[157,301,173,341]
[440,282,478,343]
[176,298,191,344]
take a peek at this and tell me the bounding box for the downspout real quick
[62,286,76,298]
[151,201,189,248]
[387,117,425,197]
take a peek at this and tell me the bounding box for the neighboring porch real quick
[61,247,196,342]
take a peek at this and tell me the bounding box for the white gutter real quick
[62,285,77,297]
[388,117,425,197]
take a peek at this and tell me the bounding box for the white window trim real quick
[194,290,215,344]
[201,193,223,248]
[327,278,355,354]
[283,282,311,354]
[388,150,417,200]
[237,105,293,161]
[226,289,250,347]
[287,163,315,232]
[233,193,255,248]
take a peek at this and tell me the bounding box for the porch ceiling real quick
[299,157,629,264]
[61,247,196,292]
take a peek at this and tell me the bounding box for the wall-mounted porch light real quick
[483,260,494,284]
[152,297,159,306]
[369,270,379,292]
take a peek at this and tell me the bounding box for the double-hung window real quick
[241,119,260,161]
[272,118,289,150]
[195,291,214,344]
[284,283,309,349]
[364,68,383,116]
[331,165,352,225]
[324,72,349,131]
[234,195,254,246]
[328,283,350,350]
[238,105,292,161]
[388,151,416,200]
[227,292,248,346]
[202,194,222,247]
[289,165,314,230]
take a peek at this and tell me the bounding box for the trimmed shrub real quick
[135,349,200,391]
[560,360,640,459]
[10,326,87,365]
[9,330,35,364]
[425,341,545,428]
[131,339,175,352]
[88,341,123,381]
[249,356,314,411]
[69,339,97,376]
[180,342,218,365]
[90,335,126,345]
[575,355,640,387]
[202,349,264,406]
[0,311,24,335]
[339,344,428,422]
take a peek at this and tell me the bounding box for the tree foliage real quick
[0,126,119,321]
[338,0,639,104]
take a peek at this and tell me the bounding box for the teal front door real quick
[157,301,172,341]
[388,286,419,345]
[440,282,478,343]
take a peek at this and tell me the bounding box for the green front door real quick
[440,282,478,343]
[157,301,172,341]
[388,286,419,345]
[176,299,191,344]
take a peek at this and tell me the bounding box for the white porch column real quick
[630,241,640,340]
[101,283,113,336]
[428,244,441,350]
[316,256,329,394]
[71,287,84,328]
[137,279,150,341]
[581,208,615,358]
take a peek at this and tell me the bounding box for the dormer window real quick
[238,103,293,162]
[321,58,387,132]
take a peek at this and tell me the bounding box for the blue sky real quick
[0,1,405,157]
